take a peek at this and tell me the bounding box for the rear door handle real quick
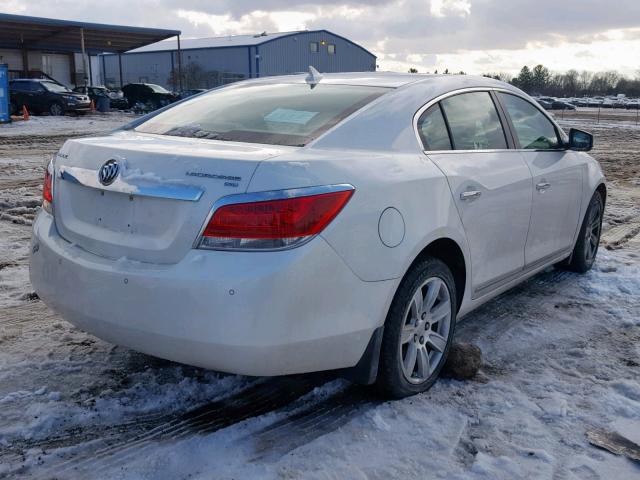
[460,190,482,201]
[536,181,551,191]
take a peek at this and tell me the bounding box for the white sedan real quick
[30,72,605,398]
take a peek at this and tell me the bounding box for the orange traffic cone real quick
[22,105,29,121]
[90,99,96,112]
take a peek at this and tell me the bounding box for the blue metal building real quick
[99,30,376,90]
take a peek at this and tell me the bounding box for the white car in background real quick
[30,72,606,398]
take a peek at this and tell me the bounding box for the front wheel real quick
[558,191,604,273]
[376,257,457,398]
[49,102,64,116]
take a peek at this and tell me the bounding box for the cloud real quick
[3,0,640,75]
[430,0,471,18]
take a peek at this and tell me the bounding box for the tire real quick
[49,102,64,116]
[376,257,457,399]
[558,191,604,273]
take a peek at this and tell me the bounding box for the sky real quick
[2,0,640,77]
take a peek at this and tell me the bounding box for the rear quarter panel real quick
[247,148,470,287]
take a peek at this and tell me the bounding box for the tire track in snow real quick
[0,302,56,328]
[29,375,331,479]
[248,385,372,462]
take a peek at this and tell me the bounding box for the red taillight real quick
[43,167,53,204]
[199,188,354,250]
[42,160,54,214]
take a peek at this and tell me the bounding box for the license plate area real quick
[95,189,135,233]
[59,181,181,239]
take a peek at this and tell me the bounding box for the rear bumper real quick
[66,104,92,112]
[109,99,128,109]
[30,212,394,376]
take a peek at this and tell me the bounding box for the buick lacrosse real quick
[30,72,605,398]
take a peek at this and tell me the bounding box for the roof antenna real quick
[305,66,323,89]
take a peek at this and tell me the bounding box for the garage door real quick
[42,54,71,86]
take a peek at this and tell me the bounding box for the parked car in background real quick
[611,99,627,109]
[30,73,605,399]
[9,79,91,116]
[73,85,129,109]
[551,100,577,110]
[121,83,177,111]
[178,88,208,100]
[626,100,639,110]
[535,99,553,110]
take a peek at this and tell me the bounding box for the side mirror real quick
[568,128,593,151]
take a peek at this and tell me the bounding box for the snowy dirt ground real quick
[0,111,639,479]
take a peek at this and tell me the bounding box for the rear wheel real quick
[376,257,456,398]
[49,102,64,116]
[558,191,604,273]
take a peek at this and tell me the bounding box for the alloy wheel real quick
[585,198,602,262]
[50,103,63,116]
[399,277,452,384]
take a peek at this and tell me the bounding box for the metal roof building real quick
[100,30,377,90]
[0,13,180,87]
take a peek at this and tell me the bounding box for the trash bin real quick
[97,96,110,112]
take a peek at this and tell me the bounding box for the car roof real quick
[243,71,513,91]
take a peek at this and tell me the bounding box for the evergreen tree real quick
[532,64,551,94]
[514,66,533,92]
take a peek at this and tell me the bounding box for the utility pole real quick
[80,28,88,86]
[176,35,183,92]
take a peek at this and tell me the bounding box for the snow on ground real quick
[0,110,639,479]
[0,112,136,138]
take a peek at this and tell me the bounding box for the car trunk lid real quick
[53,131,290,264]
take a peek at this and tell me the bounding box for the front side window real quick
[328,44,336,55]
[134,83,389,147]
[440,92,507,150]
[310,42,319,53]
[417,104,452,151]
[498,93,560,149]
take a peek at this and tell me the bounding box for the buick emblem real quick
[99,159,120,186]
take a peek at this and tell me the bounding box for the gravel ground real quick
[0,110,638,479]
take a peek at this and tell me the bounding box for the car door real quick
[32,82,50,112]
[10,81,31,110]
[418,91,533,297]
[496,92,583,266]
[9,81,21,110]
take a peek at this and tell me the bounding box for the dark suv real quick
[73,86,129,109]
[9,79,91,116]
[121,83,177,111]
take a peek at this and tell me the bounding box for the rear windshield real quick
[148,84,170,93]
[134,83,389,146]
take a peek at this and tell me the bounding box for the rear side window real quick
[440,92,507,150]
[498,93,560,149]
[134,83,389,147]
[417,104,452,151]
[11,81,35,92]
